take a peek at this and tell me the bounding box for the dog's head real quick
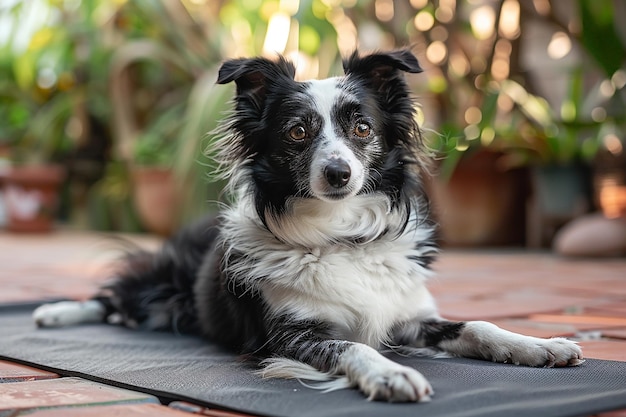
[214,49,424,218]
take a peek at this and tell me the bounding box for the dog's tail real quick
[257,357,352,392]
[34,216,219,334]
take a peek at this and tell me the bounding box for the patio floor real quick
[1,229,625,416]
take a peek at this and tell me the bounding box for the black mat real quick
[1,304,626,417]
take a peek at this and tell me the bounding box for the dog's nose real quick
[324,160,351,188]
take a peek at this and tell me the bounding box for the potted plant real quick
[425,119,530,247]
[131,130,182,237]
[0,0,121,232]
[103,0,253,234]
[418,0,626,247]
[0,26,71,233]
[0,88,75,232]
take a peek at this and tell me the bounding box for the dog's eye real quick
[354,123,371,138]
[289,125,307,141]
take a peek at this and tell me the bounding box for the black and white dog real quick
[34,49,583,402]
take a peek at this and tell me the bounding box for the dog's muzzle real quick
[324,160,351,188]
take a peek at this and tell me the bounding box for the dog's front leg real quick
[444,320,584,367]
[397,319,583,367]
[264,315,433,402]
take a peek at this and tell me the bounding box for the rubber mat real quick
[1,304,625,417]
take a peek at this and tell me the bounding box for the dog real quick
[33,49,583,403]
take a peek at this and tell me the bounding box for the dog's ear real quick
[343,49,422,88]
[217,56,296,97]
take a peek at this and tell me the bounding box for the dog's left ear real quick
[343,49,422,88]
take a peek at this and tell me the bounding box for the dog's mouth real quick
[316,180,363,201]
[319,190,354,201]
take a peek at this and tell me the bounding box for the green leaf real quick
[579,0,625,77]
[13,52,36,90]
[478,91,499,128]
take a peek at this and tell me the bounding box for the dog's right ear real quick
[217,56,296,97]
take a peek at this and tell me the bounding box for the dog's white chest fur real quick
[222,193,438,347]
[260,242,436,346]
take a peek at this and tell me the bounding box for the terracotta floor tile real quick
[435,252,626,288]
[595,410,626,417]
[586,303,626,318]
[529,314,626,327]
[436,289,603,320]
[0,377,158,413]
[27,404,194,417]
[0,231,161,304]
[0,360,58,383]
[544,278,626,298]
[490,319,581,338]
[579,340,626,362]
[599,328,626,340]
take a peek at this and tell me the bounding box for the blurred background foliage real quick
[0,0,624,242]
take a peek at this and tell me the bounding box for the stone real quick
[553,212,626,257]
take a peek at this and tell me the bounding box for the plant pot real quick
[131,166,181,236]
[532,164,591,218]
[428,151,528,247]
[527,163,591,247]
[0,165,65,233]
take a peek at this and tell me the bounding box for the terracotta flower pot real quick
[1,165,65,233]
[131,166,181,236]
[428,151,528,247]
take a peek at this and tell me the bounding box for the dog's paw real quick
[486,336,584,368]
[358,364,433,402]
[457,321,584,368]
[33,301,104,328]
[341,344,433,402]
[508,337,584,368]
